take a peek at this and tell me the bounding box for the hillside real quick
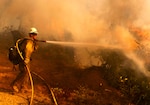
[0,28,149,105]
[0,30,133,105]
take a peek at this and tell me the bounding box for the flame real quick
[129,25,150,41]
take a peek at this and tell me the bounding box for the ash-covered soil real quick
[0,64,129,105]
[0,69,129,105]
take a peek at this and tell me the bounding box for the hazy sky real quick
[1,0,150,75]
[0,0,147,40]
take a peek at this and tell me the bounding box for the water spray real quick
[36,39,150,77]
[35,39,121,49]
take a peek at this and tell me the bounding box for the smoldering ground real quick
[1,0,150,76]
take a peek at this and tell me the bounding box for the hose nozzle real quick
[35,39,46,42]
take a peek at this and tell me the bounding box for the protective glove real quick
[24,58,30,65]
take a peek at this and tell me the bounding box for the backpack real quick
[8,46,20,65]
[8,39,23,65]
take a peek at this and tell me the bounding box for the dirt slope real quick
[0,32,131,105]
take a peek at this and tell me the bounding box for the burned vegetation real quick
[0,27,150,105]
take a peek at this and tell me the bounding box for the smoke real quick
[0,0,142,39]
[1,0,150,75]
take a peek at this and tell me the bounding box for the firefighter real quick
[11,27,38,93]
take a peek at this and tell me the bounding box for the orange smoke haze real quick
[1,0,150,76]
[0,0,144,41]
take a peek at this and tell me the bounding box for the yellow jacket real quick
[18,37,38,64]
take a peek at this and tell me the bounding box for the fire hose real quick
[16,39,58,105]
[16,39,34,105]
[31,71,58,105]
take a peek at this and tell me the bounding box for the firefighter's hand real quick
[24,60,29,65]
[24,58,30,65]
[23,61,27,65]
